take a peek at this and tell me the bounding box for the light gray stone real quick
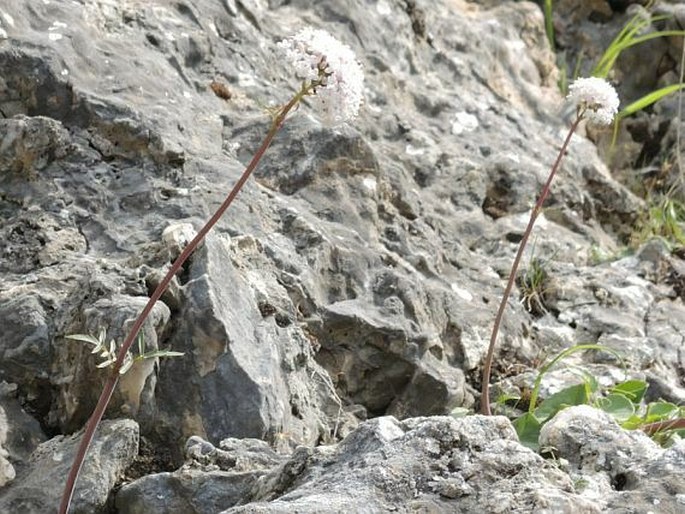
[0,0,683,511]
[224,416,601,513]
[540,405,685,513]
[116,436,287,514]
[0,419,138,514]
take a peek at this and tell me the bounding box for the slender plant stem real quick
[641,417,685,436]
[58,89,307,514]
[676,31,685,194]
[480,115,583,415]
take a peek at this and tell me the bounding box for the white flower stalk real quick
[278,27,364,126]
[566,77,619,125]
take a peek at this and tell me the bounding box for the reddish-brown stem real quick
[58,91,305,514]
[480,115,583,415]
[641,417,685,436]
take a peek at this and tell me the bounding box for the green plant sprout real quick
[58,27,364,514]
[546,1,685,112]
[518,242,558,317]
[630,196,685,249]
[587,244,631,266]
[611,82,685,150]
[513,344,623,448]
[592,6,685,147]
[509,345,684,450]
[590,10,682,79]
[65,329,183,375]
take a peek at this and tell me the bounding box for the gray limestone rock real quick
[0,0,683,511]
[0,418,138,514]
[152,233,354,456]
[0,382,46,489]
[540,405,685,513]
[116,436,287,514]
[223,415,601,513]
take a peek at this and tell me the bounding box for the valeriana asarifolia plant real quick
[480,77,619,415]
[59,27,364,514]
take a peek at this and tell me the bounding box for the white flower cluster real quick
[278,27,364,126]
[566,77,619,125]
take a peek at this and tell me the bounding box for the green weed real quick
[66,329,183,375]
[518,254,552,317]
[587,244,631,265]
[590,9,681,79]
[630,196,685,249]
[506,344,684,450]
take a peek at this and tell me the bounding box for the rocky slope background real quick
[0,0,684,512]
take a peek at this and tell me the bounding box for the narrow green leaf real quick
[617,30,685,53]
[65,334,101,346]
[119,353,134,375]
[618,84,685,119]
[137,333,145,356]
[543,0,554,49]
[139,350,185,360]
[96,359,114,369]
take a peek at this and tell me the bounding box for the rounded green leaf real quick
[596,393,635,423]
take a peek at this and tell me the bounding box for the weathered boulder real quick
[540,405,685,513]
[116,436,287,514]
[0,419,138,514]
[0,382,46,489]
[0,0,683,511]
[119,416,602,513]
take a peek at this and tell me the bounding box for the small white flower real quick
[278,27,364,126]
[566,77,619,125]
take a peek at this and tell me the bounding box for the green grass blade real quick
[593,15,650,77]
[544,0,554,49]
[138,350,185,360]
[592,16,677,78]
[618,84,685,119]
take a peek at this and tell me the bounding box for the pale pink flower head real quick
[566,77,619,125]
[278,27,364,126]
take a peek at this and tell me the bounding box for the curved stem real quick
[480,115,583,415]
[58,90,306,514]
[641,417,685,436]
